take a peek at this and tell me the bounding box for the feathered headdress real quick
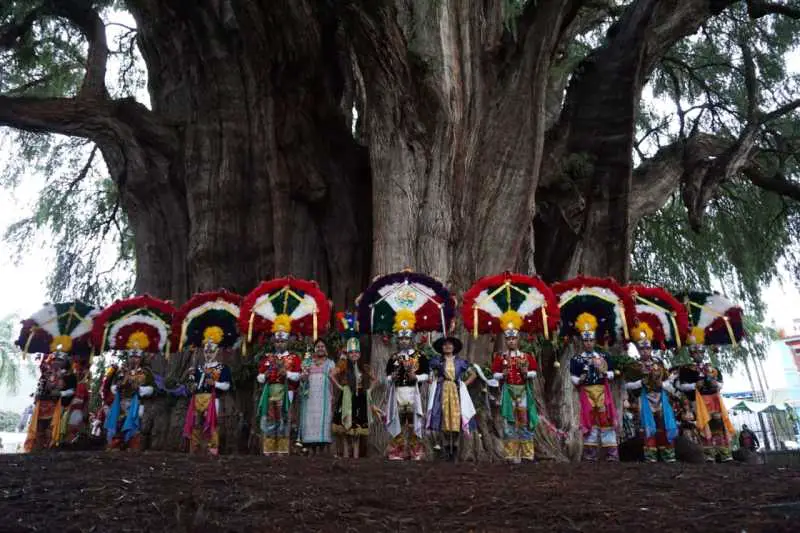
[631,321,654,348]
[675,291,744,347]
[356,270,455,336]
[173,290,242,351]
[461,271,560,339]
[552,276,635,344]
[16,301,99,357]
[92,295,176,355]
[239,277,331,344]
[336,311,360,352]
[628,285,690,349]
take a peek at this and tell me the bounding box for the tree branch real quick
[0,0,109,98]
[742,166,800,201]
[0,95,177,155]
[747,0,800,19]
[739,38,758,123]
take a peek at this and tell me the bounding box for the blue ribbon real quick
[640,388,679,443]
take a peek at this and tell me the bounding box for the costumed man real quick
[570,314,619,462]
[675,328,734,462]
[24,344,74,451]
[105,341,155,451]
[427,335,477,461]
[384,309,429,461]
[490,312,539,463]
[625,325,678,463]
[257,314,302,456]
[184,326,232,456]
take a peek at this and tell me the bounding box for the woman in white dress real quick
[299,339,336,454]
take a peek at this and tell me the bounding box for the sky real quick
[1,10,800,414]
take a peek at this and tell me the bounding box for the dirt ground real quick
[0,452,798,532]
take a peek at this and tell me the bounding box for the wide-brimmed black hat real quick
[433,336,463,355]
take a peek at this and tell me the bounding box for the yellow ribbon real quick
[687,301,738,347]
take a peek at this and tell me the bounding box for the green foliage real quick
[631,184,799,316]
[0,313,21,393]
[1,3,142,303]
[0,410,21,432]
[1,133,135,303]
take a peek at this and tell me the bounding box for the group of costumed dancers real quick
[15,271,744,463]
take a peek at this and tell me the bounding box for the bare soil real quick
[1,452,798,532]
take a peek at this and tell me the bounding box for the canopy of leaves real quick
[631,1,800,315]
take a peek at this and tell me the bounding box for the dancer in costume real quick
[427,335,476,461]
[332,338,375,458]
[570,314,620,462]
[92,295,176,451]
[625,325,678,462]
[355,270,457,461]
[24,348,73,451]
[675,328,734,462]
[384,310,429,460]
[299,338,336,454]
[184,329,232,455]
[16,301,99,451]
[462,272,560,463]
[257,315,302,455]
[241,277,332,456]
[176,290,241,456]
[491,315,539,463]
[105,346,155,450]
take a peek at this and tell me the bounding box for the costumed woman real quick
[332,312,375,458]
[427,335,476,461]
[675,328,734,462]
[384,310,430,460]
[569,314,620,462]
[256,315,302,456]
[625,325,678,462]
[299,338,337,454]
[176,291,240,456]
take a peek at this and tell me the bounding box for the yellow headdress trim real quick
[687,326,705,346]
[50,335,73,353]
[393,308,416,332]
[203,325,224,345]
[575,312,598,333]
[272,314,292,334]
[126,331,151,351]
[631,321,654,342]
[499,310,523,332]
